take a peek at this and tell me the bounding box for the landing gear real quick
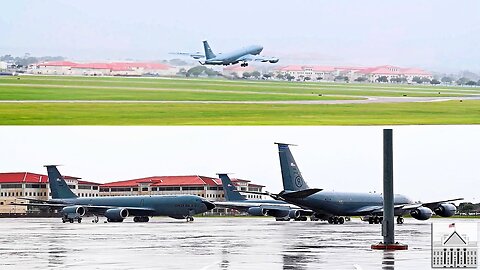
[276,217,290,221]
[396,216,404,224]
[328,216,346,224]
[133,216,150,223]
[240,63,249,67]
[368,216,383,224]
[186,216,194,222]
[107,218,124,223]
[294,216,308,221]
[92,215,99,223]
[77,218,82,223]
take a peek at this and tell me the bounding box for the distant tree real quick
[458,202,475,213]
[376,76,389,83]
[477,79,480,86]
[441,76,453,84]
[242,72,251,79]
[186,66,205,77]
[421,77,431,84]
[230,72,240,79]
[316,76,323,81]
[412,76,423,84]
[456,77,470,85]
[204,68,220,77]
[276,73,285,80]
[466,80,477,86]
[176,68,187,76]
[304,76,311,81]
[251,71,261,79]
[286,74,295,81]
[262,73,273,80]
[354,77,368,82]
[430,79,441,85]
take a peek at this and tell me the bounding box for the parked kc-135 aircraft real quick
[174,40,279,67]
[214,173,312,221]
[12,165,215,223]
[244,143,463,225]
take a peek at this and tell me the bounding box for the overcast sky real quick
[1,126,478,203]
[1,0,479,72]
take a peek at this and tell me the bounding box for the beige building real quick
[0,172,99,214]
[30,61,177,77]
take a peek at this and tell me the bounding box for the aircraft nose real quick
[202,200,216,211]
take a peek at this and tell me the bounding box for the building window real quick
[142,187,149,191]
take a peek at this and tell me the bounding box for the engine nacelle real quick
[104,208,129,221]
[269,59,279,63]
[410,207,433,220]
[266,209,290,218]
[434,203,456,217]
[61,206,86,217]
[288,209,301,219]
[247,207,268,216]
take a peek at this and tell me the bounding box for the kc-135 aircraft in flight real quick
[12,165,215,223]
[174,40,279,67]
[244,143,463,225]
[214,173,312,221]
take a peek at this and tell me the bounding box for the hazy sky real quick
[1,126,478,203]
[1,0,479,72]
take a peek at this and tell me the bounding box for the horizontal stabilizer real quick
[280,188,322,199]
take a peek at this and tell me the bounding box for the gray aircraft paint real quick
[276,143,413,217]
[219,173,288,205]
[176,40,278,66]
[46,165,214,219]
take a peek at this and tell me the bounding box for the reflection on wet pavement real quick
[0,217,476,269]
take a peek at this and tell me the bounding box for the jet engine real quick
[61,206,86,217]
[288,209,301,219]
[104,208,129,222]
[434,203,457,217]
[269,59,279,63]
[266,209,290,218]
[247,207,268,216]
[410,207,433,220]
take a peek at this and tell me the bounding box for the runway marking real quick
[0,96,478,105]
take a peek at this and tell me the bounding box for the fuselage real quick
[52,195,214,219]
[288,191,413,216]
[205,45,263,65]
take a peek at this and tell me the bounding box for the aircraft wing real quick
[169,52,205,59]
[353,198,464,215]
[10,202,67,208]
[214,201,300,210]
[237,54,279,63]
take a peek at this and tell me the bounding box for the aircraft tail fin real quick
[218,173,247,201]
[203,40,216,60]
[275,143,310,191]
[45,165,78,199]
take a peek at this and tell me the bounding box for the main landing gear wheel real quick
[396,216,404,224]
[134,216,150,222]
[186,217,194,222]
[77,218,82,223]
[338,217,345,224]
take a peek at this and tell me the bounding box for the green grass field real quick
[0,75,479,125]
[1,100,479,125]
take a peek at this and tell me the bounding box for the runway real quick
[0,217,476,269]
[1,96,479,105]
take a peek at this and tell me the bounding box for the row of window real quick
[0,191,47,197]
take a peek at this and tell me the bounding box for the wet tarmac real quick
[0,217,477,270]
